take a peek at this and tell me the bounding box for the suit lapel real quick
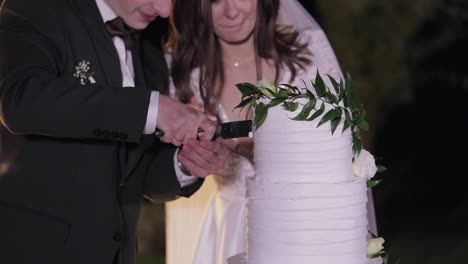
[70,0,122,86]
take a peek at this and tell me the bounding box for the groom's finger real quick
[179,147,218,175]
[185,139,216,161]
[200,139,230,157]
[179,140,221,173]
[177,154,210,178]
[197,118,216,140]
[199,140,230,168]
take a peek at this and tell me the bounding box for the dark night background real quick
[1,0,466,263]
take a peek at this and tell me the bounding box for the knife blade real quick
[155,120,252,139]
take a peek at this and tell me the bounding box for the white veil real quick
[278,0,321,31]
[278,0,379,236]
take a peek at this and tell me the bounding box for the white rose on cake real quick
[367,237,385,257]
[352,149,378,179]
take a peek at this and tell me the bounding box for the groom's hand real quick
[177,138,230,178]
[157,95,216,146]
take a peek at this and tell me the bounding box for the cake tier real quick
[227,253,383,264]
[253,99,353,183]
[247,102,368,264]
[246,179,368,264]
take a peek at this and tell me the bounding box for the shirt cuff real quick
[143,91,159,135]
[173,151,198,187]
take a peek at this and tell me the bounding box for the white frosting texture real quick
[246,102,369,264]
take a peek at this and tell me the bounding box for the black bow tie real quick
[105,17,140,50]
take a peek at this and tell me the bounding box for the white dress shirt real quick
[95,0,196,186]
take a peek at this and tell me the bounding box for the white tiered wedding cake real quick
[228,98,377,264]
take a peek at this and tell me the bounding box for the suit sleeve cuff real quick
[143,91,159,135]
[173,151,198,187]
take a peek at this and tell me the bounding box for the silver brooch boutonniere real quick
[73,60,96,85]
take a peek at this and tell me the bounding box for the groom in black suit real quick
[0,0,230,264]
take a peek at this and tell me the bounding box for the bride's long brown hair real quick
[167,0,312,116]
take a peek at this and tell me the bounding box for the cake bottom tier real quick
[244,178,369,264]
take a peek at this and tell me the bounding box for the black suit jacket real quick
[0,0,201,263]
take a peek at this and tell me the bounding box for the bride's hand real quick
[218,137,253,161]
[177,138,231,178]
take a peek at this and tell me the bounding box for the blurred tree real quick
[307,0,444,148]
[370,1,468,262]
[375,0,468,225]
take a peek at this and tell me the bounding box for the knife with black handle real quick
[155,120,252,139]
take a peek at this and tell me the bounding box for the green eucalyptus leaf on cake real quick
[367,179,383,188]
[234,71,373,159]
[259,87,276,97]
[291,93,308,101]
[344,74,355,107]
[257,80,277,96]
[292,99,316,120]
[235,97,256,110]
[327,74,341,95]
[359,120,369,131]
[317,109,336,127]
[353,138,363,154]
[330,117,341,134]
[308,97,317,109]
[307,103,325,121]
[312,71,327,97]
[277,88,289,98]
[236,83,261,97]
[279,83,301,94]
[338,78,345,101]
[330,108,342,134]
[306,89,316,100]
[324,89,339,104]
[342,119,351,133]
[282,101,299,112]
[377,165,387,172]
[267,96,288,107]
[343,110,352,132]
[253,102,268,127]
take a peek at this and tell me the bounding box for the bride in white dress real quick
[164,1,378,263]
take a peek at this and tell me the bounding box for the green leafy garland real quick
[235,71,368,155]
[235,71,386,186]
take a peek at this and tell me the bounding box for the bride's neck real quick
[220,37,257,69]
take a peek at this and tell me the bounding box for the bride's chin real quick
[219,29,255,46]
